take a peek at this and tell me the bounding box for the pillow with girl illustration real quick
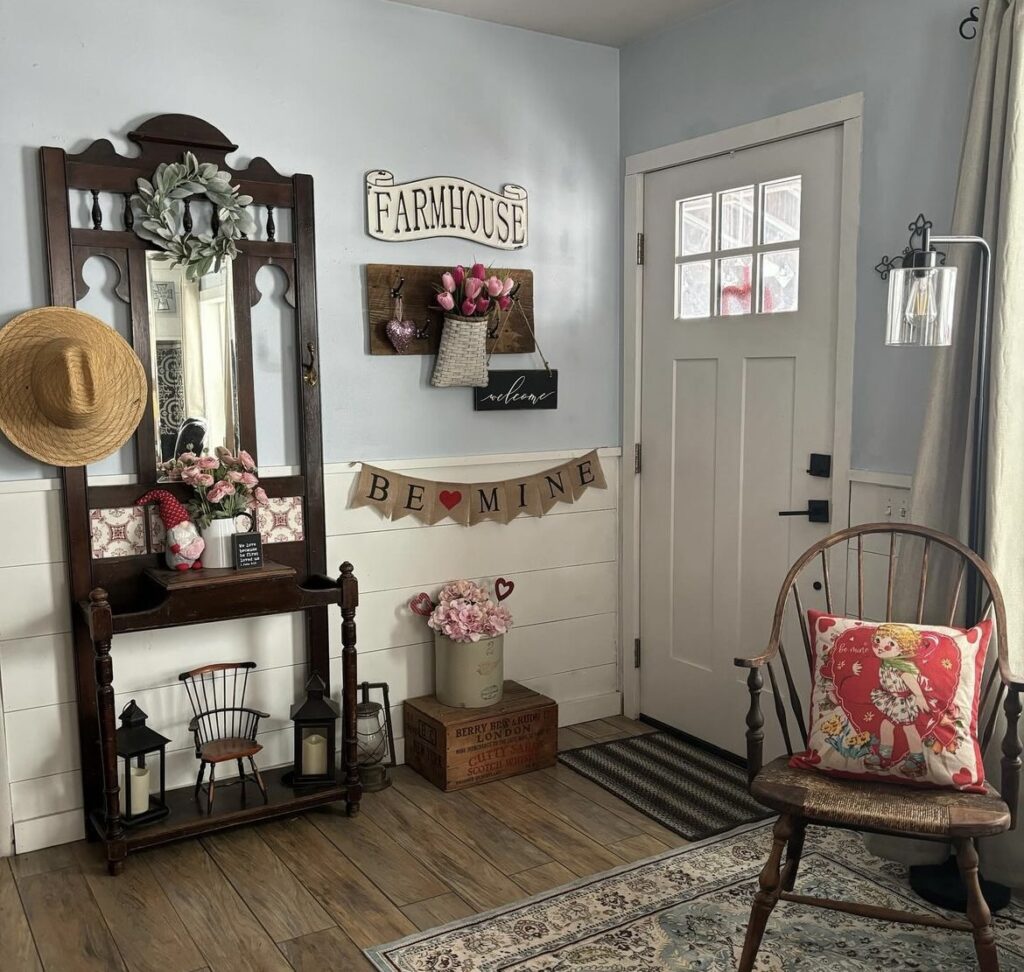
[791,612,992,792]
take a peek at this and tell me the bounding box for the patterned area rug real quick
[365,821,1024,970]
[558,731,772,840]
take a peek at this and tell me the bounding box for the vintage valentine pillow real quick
[790,612,992,792]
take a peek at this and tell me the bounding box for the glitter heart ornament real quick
[386,317,417,353]
[385,294,418,353]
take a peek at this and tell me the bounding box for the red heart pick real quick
[439,490,462,511]
[409,592,433,617]
[495,577,514,602]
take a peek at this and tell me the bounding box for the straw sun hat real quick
[0,307,147,467]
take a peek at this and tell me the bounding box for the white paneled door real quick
[639,124,848,756]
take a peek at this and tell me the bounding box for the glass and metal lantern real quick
[885,251,957,347]
[289,673,338,787]
[115,699,170,827]
[356,681,396,792]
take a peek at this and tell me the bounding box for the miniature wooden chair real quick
[179,662,270,813]
[734,523,1022,972]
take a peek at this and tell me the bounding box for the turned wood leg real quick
[340,563,363,815]
[955,838,1000,972]
[236,758,246,797]
[781,820,806,892]
[738,815,793,972]
[249,757,268,803]
[194,761,206,801]
[206,763,216,815]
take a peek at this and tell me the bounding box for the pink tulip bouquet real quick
[158,446,269,529]
[409,579,513,644]
[434,263,514,319]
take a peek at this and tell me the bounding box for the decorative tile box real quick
[404,681,558,792]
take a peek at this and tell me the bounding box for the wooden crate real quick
[404,681,558,791]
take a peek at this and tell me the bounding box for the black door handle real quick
[778,500,830,523]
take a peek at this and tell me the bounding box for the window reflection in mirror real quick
[146,253,240,474]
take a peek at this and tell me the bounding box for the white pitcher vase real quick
[200,512,254,569]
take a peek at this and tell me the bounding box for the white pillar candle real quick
[302,733,328,775]
[127,765,150,817]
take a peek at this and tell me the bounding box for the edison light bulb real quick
[903,270,939,337]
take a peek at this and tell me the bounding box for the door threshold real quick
[638,714,748,770]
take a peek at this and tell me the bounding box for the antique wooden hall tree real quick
[38,114,360,874]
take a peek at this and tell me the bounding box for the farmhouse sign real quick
[366,170,528,249]
[474,370,558,411]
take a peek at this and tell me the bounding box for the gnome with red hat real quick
[136,489,205,570]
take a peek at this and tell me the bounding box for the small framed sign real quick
[232,532,264,570]
[474,370,558,411]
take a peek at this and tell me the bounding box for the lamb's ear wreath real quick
[131,151,257,280]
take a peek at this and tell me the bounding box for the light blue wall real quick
[0,0,620,480]
[621,0,977,474]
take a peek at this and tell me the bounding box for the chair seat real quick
[752,756,1011,839]
[199,737,263,763]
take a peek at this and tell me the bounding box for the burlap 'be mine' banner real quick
[348,451,607,526]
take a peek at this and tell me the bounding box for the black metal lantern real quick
[116,699,170,827]
[289,674,339,787]
[356,681,396,792]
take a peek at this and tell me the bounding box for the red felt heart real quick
[409,592,434,617]
[439,490,462,511]
[953,767,976,787]
[495,577,514,602]
[818,617,837,633]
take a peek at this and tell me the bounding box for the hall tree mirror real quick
[145,253,241,468]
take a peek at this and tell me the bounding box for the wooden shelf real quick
[93,766,350,853]
[144,559,296,591]
[78,564,342,635]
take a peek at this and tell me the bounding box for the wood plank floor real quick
[5,718,668,971]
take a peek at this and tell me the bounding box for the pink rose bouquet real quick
[158,446,269,529]
[434,263,515,319]
[409,579,513,644]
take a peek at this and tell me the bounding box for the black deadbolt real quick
[807,453,832,478]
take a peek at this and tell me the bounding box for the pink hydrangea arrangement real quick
[409,579,513,644]
[434,263,515,318]
[158,446,269,529]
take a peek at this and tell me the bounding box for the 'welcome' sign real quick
[474,370,558,411]
[366,171,528,249]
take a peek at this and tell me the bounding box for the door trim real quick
[620,94,863,718]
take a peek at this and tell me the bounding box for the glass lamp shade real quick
[885,265,957,347]
[356,701,389,767]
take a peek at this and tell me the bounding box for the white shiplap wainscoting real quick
[0,448,621,855]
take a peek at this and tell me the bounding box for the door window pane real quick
[718,186,754,250]
[718,255,753,316]
[761,176,801,244]
[677,194,712,256]
[676,261,712,319]
[760,249,800,313]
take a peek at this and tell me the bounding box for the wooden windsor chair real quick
[179,662,270,814]
[734,522,1023,972]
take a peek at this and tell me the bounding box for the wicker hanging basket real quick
[431,315,490,388]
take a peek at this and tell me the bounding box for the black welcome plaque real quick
[232,532,264,569]
[474,369,558,411]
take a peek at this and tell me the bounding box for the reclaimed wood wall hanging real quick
[348,451,605,526]
[366,264,535,356]
[366,171,528,248]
